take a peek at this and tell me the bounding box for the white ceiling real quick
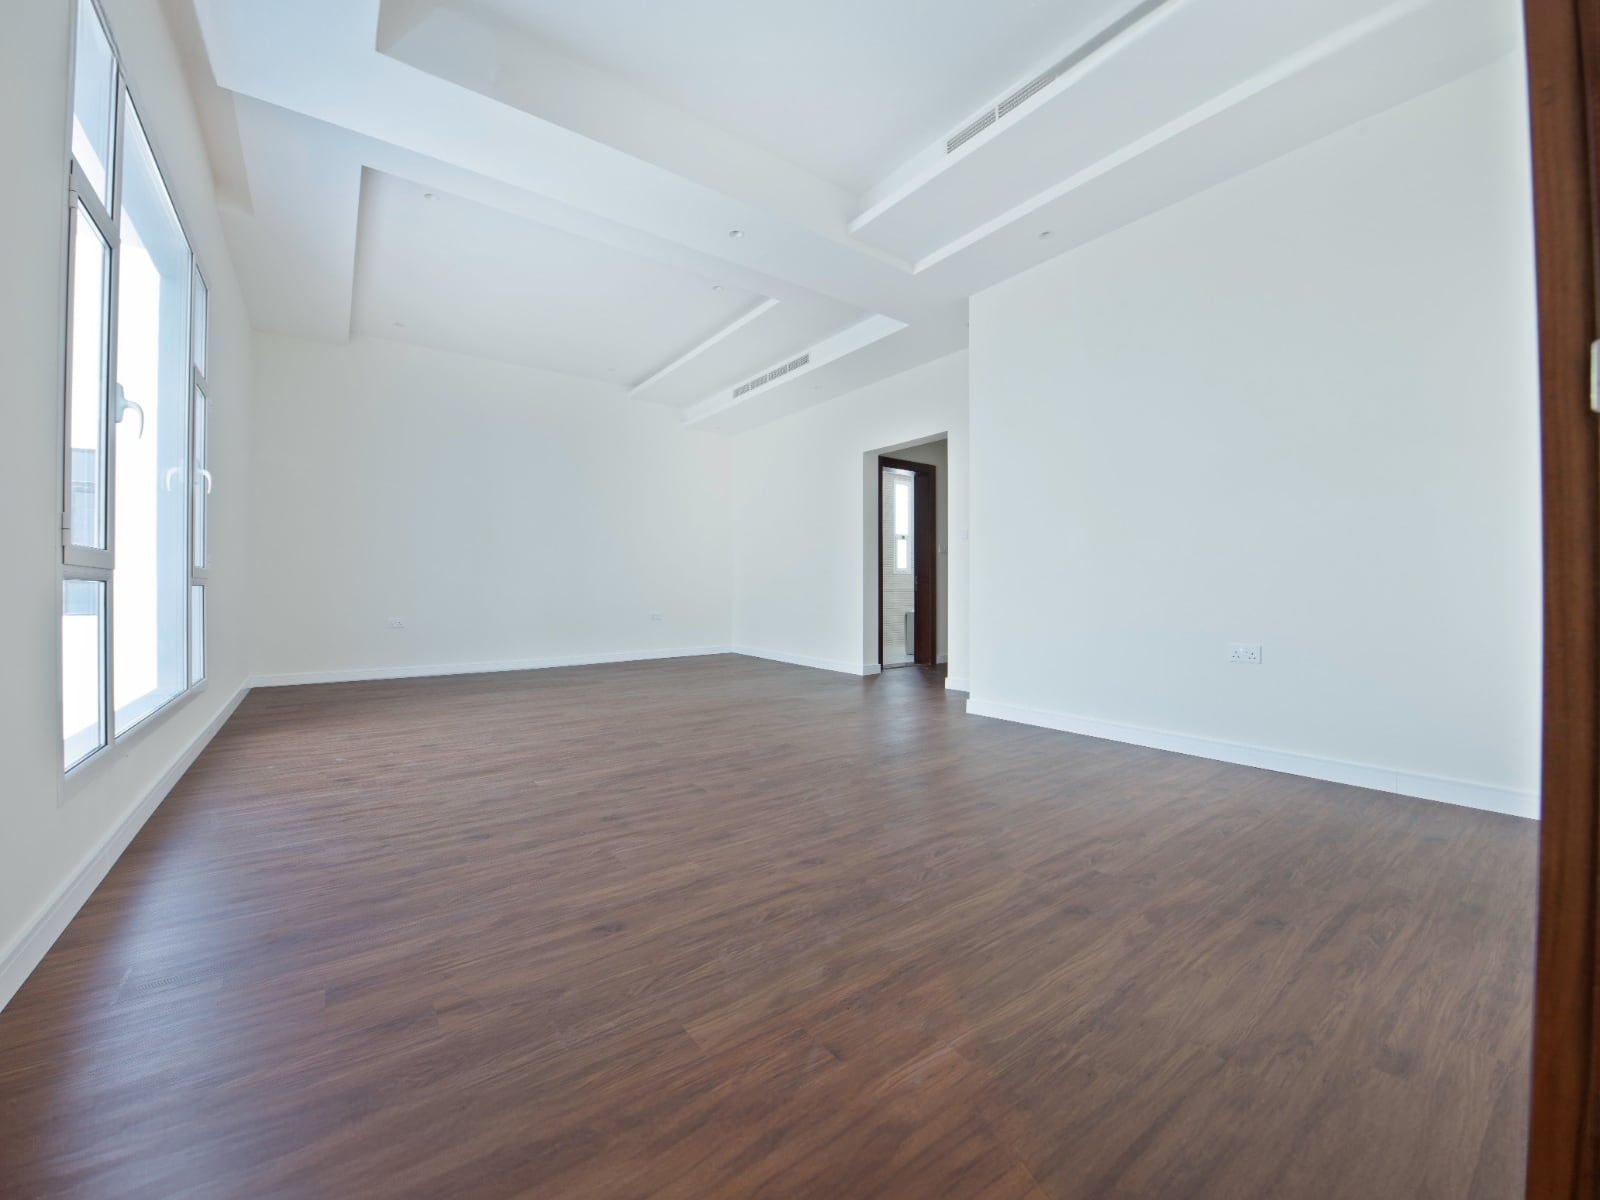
[468,0,1145,193]
[167,0,1522,429]
[352,170,765,384]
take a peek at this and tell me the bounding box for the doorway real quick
[878,455,936,668]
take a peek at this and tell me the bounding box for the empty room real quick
[3,0,1596,1196]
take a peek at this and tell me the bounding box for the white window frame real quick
[59,0,211,784]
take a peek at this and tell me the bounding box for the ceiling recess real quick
[733,353,811,398]
[944,0,1173,154]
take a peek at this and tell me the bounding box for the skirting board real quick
[965,696,1539,820]
[945,675,971,692]
[0,683,251,1014]
[731,647,882,677]
[252,645,737,687]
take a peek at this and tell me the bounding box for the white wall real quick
[969,55,1542,816]
[0,0,254,1003]
[730,352,969,682]
[250,334,734,681]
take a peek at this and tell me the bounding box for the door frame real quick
[877,456,937,668]
[1524,0,1600,1194]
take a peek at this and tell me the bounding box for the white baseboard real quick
[945,675,971,692]
[251,645,736,688]
[965,696,1538,820]
[731,647,881,677]
[0,683,251,1014]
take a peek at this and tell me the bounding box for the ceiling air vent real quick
[732,353,811,399]
[950,0,1171,146]
[997,60,1072,120]
[945,109,997,154]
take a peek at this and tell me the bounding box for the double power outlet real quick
[1228,642,1262,665]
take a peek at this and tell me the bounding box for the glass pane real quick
[190,585,205,685]
[192,269,207,376]
[880,469,915,666]
[114,101,192,734]
[71,0,116,206]
[67,206,110,549]
[192,387,207,569]
[63,579,106,769]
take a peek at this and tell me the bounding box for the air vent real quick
[948,0,1171,149]
[997,62,1071,119]
[945,109,997,154]
[732,354,811,399]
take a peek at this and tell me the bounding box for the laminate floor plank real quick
[0,656,1536,1198]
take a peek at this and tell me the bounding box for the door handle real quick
[115,385,144,438]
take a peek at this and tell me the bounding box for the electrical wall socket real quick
[649,612,664,622]
[1228,642,1262,664]
[386,618,405,630]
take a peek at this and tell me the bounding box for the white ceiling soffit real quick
[917,0,1522,294]
[182,0,1520,429]
[629,302,866,410]
[685,312,968,435]
[851,0,1522,267]
[459,0,1145,195]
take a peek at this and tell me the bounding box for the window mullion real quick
[101,68,126,748]
[61,187,80,555]
[69,161,117,248]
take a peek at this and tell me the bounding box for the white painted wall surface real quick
[968,56,1542,816]
[249,335,734,681]
[730,352,969,682]
[1,0,255,1003]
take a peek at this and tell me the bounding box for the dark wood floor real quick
[0,656,1536,1198]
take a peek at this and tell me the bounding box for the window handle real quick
[115,385,144,438]
[199,468,213,495]
[164,467,184,491]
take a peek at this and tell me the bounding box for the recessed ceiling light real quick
[727,229,744,239]
[422,192,436,200]
[711,284,724,292]
[1038,230,1054,240]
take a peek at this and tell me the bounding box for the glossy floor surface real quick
[0,657,1537,1198]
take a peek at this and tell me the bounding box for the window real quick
[893,478,912,573]
[61,580,105,770]
[62,0,211,771]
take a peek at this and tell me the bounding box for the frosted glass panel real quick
[67,207,110,549]
[190,585,205,685]
[192,270,208,376]
[63,579,105,769]
[192,387,207,569]
[71,0,116,206]
[881,468,916,666]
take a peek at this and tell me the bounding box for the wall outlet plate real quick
[1229,642,1262,664]
[387,618,405,630]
